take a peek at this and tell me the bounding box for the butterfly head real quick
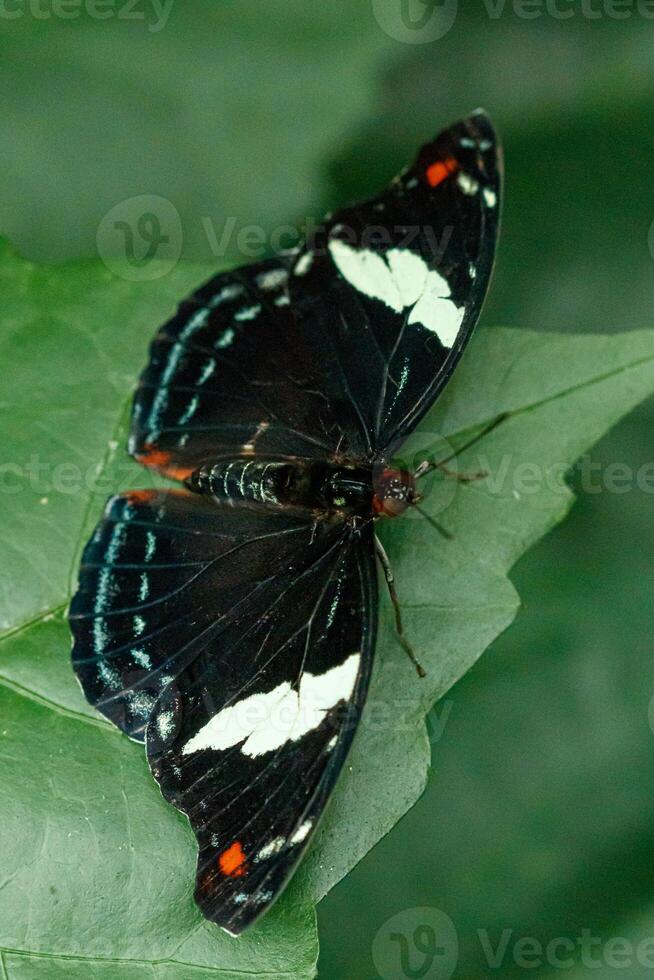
[372,467,419,518]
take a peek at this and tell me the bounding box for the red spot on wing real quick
[135,445,194,482]
[219,841,248,878]
[426,156,458,187]
[124,489,158,504]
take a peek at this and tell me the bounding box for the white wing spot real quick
[329,240,403,311]
[255,837,286,862]
[156,709,175,740]
[256,268,287,290]
[181,653,361,758]
[483,187,497,208]
[294,252,314,276]
[408,273,464,348]
[290,820,313,846]
[328,240,464,348]
[209,283,243,307]
[457,172,479,195]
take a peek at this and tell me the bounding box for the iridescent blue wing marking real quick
[128,255,362,478]
[70,490,364,741]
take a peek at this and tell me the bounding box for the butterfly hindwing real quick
[146,519,377,934]
[70,486,377,933]
[70,490,355,740]
[288,110,501,455]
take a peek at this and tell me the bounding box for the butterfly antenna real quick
[414,504,453,540]
[414,411,509,481]
[374,535,426,678]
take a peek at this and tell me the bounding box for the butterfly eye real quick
[387,479,407,499]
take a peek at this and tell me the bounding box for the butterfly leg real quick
[374,535,426,678]
[438,463,487,483]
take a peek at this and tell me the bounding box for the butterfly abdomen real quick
[188,457,374,516]
[188,459,296,507]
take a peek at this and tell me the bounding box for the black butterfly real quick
[69,110,502,935]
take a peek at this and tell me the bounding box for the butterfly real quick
[69,110,502,935]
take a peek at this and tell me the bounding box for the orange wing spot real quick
[124,489,158,504]
[219,841,248,878]
[426,156,458,187]
[136,446,194,482]
[137,447,171,470]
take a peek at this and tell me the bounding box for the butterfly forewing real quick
[288,110,501,455]
[128,255,360,479]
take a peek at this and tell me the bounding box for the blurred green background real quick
[3,2,654,977]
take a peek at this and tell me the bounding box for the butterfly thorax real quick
[187,457,376,516]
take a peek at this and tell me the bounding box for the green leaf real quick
[1,240,654,977]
